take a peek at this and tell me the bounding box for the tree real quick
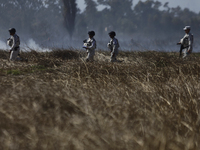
[0,0,44,39]
[134,0,162,34]
[83,0,98,28]
[97,0,134,33]
[62,0,77,39]
[97,0,133,15]
[37,0,63,43]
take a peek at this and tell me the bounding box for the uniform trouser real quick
[110,51,118,62]
[86,49,95,62]
[183,49,192,58]
[10,49,20,61]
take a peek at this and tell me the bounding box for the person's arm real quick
[112,39,119,54]
[10,36,18,51]
[107,40,112,53]
[187,34,193,53]
[87,40,96,50]
[177,34,187,45]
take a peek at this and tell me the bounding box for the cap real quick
[183,26,191,31]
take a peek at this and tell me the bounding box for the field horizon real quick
[0,49,200,150]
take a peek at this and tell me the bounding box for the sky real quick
[77,0,200,13]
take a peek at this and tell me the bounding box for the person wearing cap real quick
[83,31,96,62]
[7,28,21,61]
[107,31,120,62]
[177,26,194,58]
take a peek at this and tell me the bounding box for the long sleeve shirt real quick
[180,32,193,51]
[108,38,120,54]
[10,34,20,51]
[86,38,96,51]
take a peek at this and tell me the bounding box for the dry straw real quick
[0,49,199,150]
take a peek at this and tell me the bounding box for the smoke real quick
[0,39,50,52]
[0,37,185,52]
[23,39,50,52]
[0,40,8,50]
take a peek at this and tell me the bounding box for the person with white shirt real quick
[107,31,120,62]
[83,31,96,62]
[7,28,21,61]
[177,26,194,58]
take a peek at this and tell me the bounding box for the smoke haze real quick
[0,40,7,50]
[0,39,51,52]
[0,0,199,52]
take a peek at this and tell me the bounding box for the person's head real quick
[108,31,116,38]
[9,28,16,35]
[88,31,95,38]
[183,26,191,34]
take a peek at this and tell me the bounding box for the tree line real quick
[0,0,199,45]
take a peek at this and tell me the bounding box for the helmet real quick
[108,31,116,36]
[9,28,16,33]
[88,31,95,36]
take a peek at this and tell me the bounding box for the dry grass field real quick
[0,49,200,150]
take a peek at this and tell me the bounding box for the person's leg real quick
[179,45,184,58]
[10,51,14,60]
[182,49,187,58]
[86,50,90,62]
[90,50,95,62]
[114,52,118,61]
[111,53,118,62]
[182,49,192,59]
[110,56,113,62]
[10,50,19,61]
[16,49,22,61]
[86,50,95,62]
[110,52,114,62]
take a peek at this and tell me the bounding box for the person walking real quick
[177,26,194,58]
[107,31,120,62]
[7,28,21,61]
[83,31,96,62]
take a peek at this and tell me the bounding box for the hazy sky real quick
[77,0,200,13]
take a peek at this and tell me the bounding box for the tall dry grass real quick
[0,49,200,150]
